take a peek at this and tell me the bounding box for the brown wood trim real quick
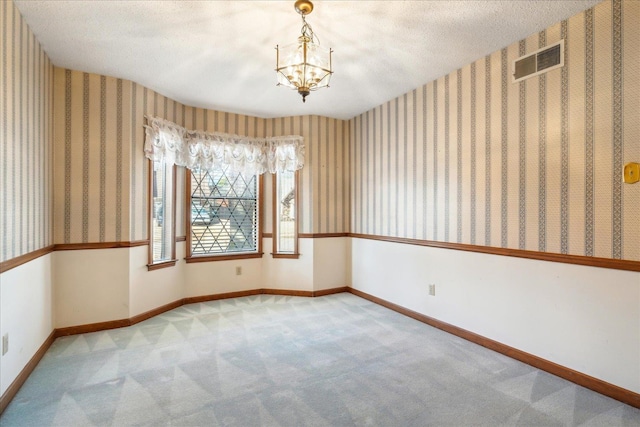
[186,168,193,257]
[147,159,153,266]
[1,242,152,274]
[299,233,349,238]
[272,173,277,255]
[172,165,178,257]
[185,253,264,263]
[349,233,640,272]
[261,288,314,297]
[271,253,301,259]
[258,174,265,254]
[147,259,178,271]
[0,330,56,414]
[176,236,186,242]
[348,287,640,409]
[55,318,131,337]
[183,290,261,304]
[313,286,350,297]
[53,241,150,251]
[184,287,350,302]
[129,299,184,325]
[0,245,55,274]
[262,233,273,238]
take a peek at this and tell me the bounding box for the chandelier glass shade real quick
[276,0,333,102]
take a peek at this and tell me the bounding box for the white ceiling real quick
[15,0,601,120]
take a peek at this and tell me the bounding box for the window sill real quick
[271,253,300,259]
[147,259,178,271]
[185,253,264,263]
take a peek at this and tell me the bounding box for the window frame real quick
[185,168,263,263]
[147,160,177,270]
[272,170,300,258]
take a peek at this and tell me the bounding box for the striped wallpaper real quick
[8,0,636,266]
[0,0,53,264]
[261,115,350,235]
[129,85,180,242]
[52,73,350,244]
[53,69,133,244]
[349,0,640,262]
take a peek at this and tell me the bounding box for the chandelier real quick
[275,0,333,103]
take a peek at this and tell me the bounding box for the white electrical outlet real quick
[2,334,8,355]
[236,266,242,276]
[428,284,436,296]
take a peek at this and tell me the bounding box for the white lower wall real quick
[183,256,264,298]
[50,237,351,329]
[129,243,186,317]
[313,237,351,291]
[3,238,637,400]
[262,238,314,291]
[351,237,640,394]
[183,237,350,296]
[53,248,130,328]
[0,254,53,396]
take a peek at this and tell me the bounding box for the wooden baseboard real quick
[129,299,184,325]
[183,287,349,302]
[55,287,345,340]
[53,288,351,338]
[0,330,56,414]
[184,290,261,304]
[314,286,350,296]
[261,288,314,297]
[55,318,131,337]
[348,287,640,409]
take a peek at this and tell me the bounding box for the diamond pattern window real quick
[188,167,260,258]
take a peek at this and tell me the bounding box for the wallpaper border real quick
[350,233,640,272]
[2,233,638,275]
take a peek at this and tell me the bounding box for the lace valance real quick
[144,116,305,175]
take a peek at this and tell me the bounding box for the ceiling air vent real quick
[513,40,564,83]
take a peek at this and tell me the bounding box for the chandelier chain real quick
[300,14,320,45]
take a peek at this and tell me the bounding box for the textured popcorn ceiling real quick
[15,0,601,120]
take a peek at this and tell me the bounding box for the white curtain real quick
[144,116,305,175]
